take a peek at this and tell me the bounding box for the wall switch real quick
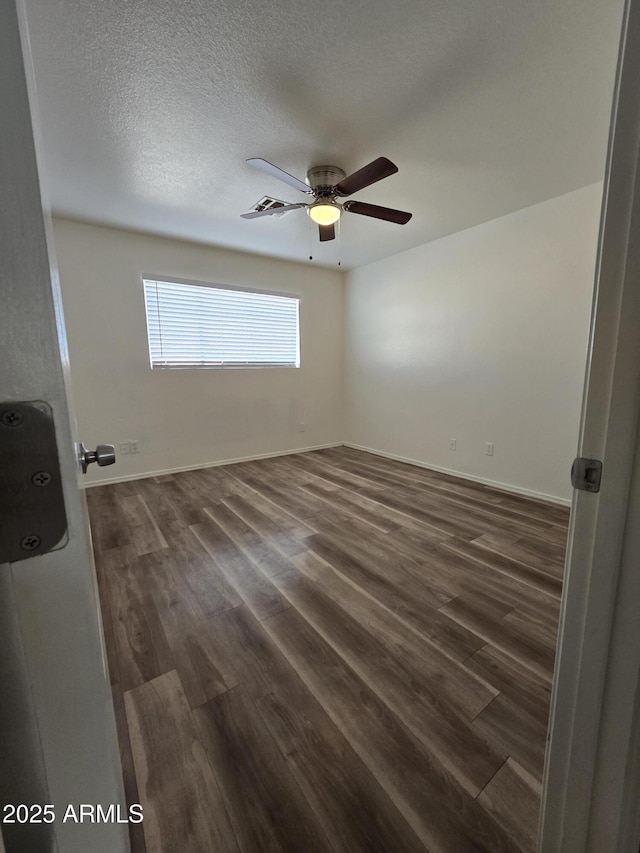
[449,438,456,451]
[298,422,306,433]
[486,442,494,456]
[118,441,130,455]
[129,440,140,454]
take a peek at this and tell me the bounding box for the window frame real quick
[142,275,302,371]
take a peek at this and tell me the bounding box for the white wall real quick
[345,184,603,503]
[52,219,344,484]
[55,184,601,500]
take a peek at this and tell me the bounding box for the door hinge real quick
[0,400,68,562]
[571,457,603,493]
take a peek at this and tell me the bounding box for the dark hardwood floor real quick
[87,446,568,853]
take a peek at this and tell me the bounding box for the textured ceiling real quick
[23,0,623,269]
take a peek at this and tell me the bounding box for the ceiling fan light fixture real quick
[243,157,412,241]
[308,201,341,225]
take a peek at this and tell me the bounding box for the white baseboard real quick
[81,438,572,507]
[81,442,343,488]
[343,442,572,507]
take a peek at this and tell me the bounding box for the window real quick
[143,278,300,369]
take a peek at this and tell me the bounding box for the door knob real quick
[79,442,116,474]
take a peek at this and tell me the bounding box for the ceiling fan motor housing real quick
[306,165,346,197]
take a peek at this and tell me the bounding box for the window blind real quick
[143,279,300,369]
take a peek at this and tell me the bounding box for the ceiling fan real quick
[241,156,412,242]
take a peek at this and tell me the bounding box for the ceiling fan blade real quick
[319,223,335,242]
[246,158,311,194]
[344,200,412,225]
[335,157,398,197]
[241,203,307,219]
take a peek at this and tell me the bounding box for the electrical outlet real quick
[129,440,140,454]
[298,422,306,433]
[449,438,456,451]
[486,442,494,456]
[118,441,130,455]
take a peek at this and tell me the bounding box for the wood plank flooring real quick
[87,447,568,853]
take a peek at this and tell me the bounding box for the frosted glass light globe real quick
[308,202,341,225]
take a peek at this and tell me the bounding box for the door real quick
[540,0,640,850]
[0,1,128,852]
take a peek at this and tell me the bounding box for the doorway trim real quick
[540,0,640,849]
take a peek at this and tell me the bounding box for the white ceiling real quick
[23,0,623,269]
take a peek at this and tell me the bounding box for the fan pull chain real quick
[337,216,341,266]
[308,215,313,261]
